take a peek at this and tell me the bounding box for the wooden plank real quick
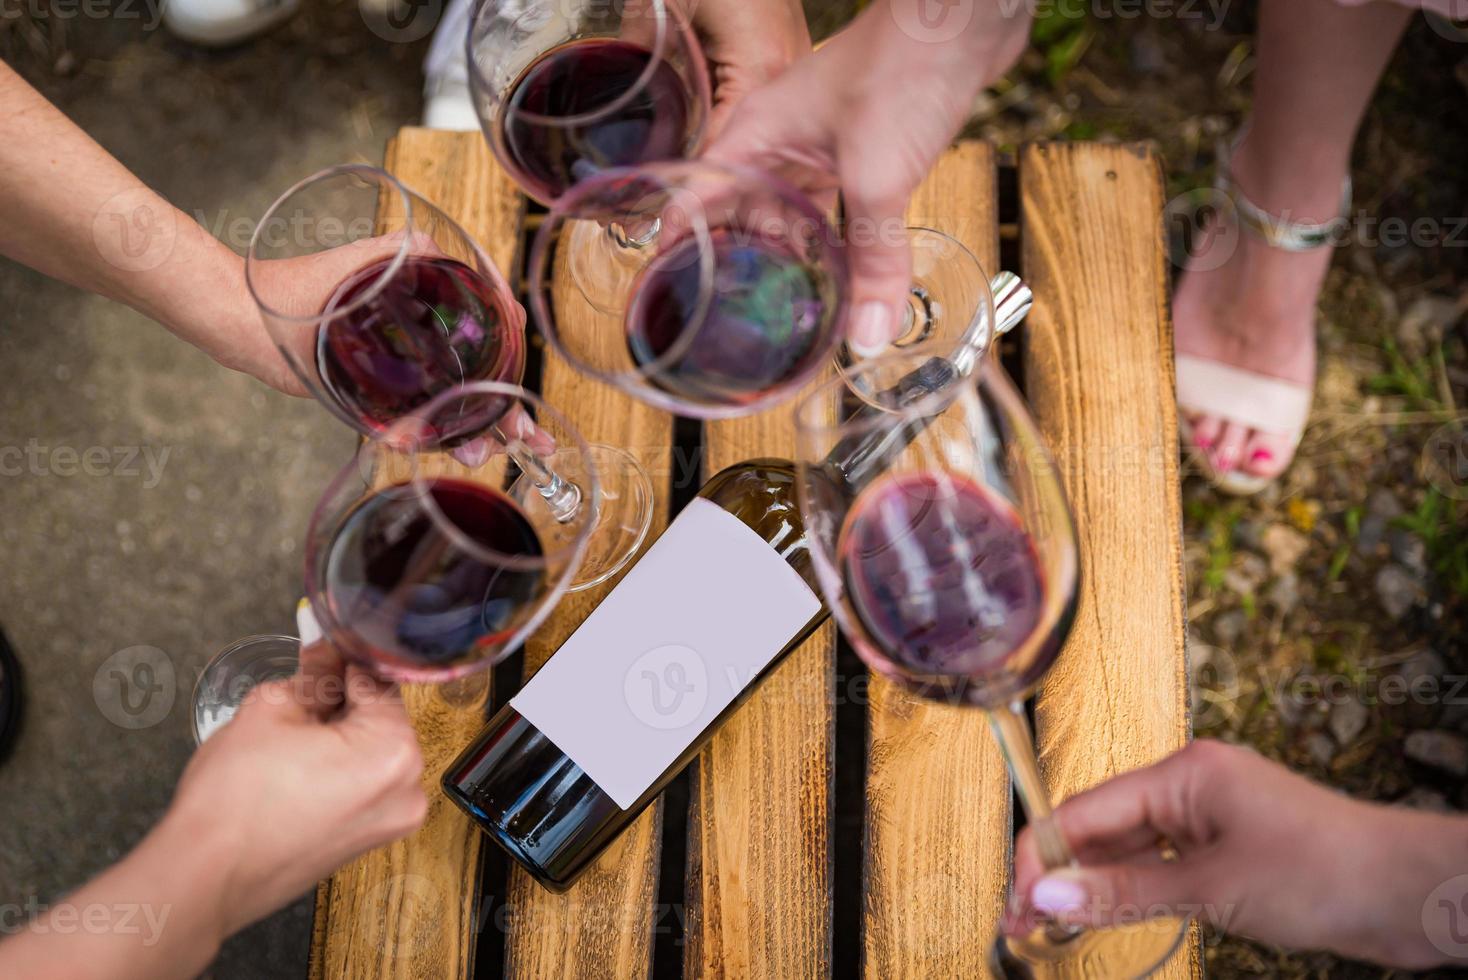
[500,207,673,980]
[308,129,526,980]
[860,142,1015,978]
[1018,141,1201,977]
[685,405,836,971]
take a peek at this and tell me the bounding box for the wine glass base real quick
[565,217,652,316]
[509,443,654,593]
[990,916,1189,980]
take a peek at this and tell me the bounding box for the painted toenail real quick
[1251,449,1273,463]
[1194,436,1213,449]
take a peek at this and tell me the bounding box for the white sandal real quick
[1176,135,1350,496]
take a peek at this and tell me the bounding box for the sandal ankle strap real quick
[1215,133,1352,252]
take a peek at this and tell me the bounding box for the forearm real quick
[0,63,259,371]
[0,807,231,980]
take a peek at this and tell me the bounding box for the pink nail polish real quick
[1031,877,1088,916]
[1250,449,1273,463]
[1193,436,1213,450]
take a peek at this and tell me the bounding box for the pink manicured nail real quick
[1031,876,1088,916]
[1250,448,1273,463]
[1193,435,1213,450]
[848,301,894,358]
[1213,451,1236,472]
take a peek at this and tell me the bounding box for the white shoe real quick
[161,0,299,46]
[422,0,480,131]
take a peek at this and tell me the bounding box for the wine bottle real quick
[441,276,1032,892]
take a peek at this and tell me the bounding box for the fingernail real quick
[1031,876,1088,916]
[1193,435,1213,450]
[452,439,492,468]
[848,301,893,358]
[1213,450,1236,472]
[1250,448,1273,463]
[296,599,322,646]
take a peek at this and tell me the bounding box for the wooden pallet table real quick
[305,129,1197,979]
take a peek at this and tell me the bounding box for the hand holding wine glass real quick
[0,664,427,980]
[173,666,428,938]
[795,349,1186,978]
[1008,739,1468,971]
[248,165,653,592]
[705,0,1031,354]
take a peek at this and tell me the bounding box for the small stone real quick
[1265,572,1301,615]
[1405,730,1468,777]
[1232,519,1265,552]
[1396,295,1460,358]
[1328,699,1369,745]
[1356,514,1388,556]
[1375,565,1425,620]
[1222,552,1269,597]
[1356,489,1403,557]
[1399,788,1452,812]
[1277,680,1325,731]
[1389,529,1428,576]
[1305,732,1336,767]
[1261,524,1310,576]
[1396,648,1447,688]
[1212,609,1248,647]
[1375,284,1401,325]
[1130,32,1167,74]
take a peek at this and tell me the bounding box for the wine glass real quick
[792,350,1188,979]
[192,634,300,744]
[467,0,711,310]
[533,159,1030,418]
[530,160,848,418]
[303,381,603,683]
[247,165,652,590]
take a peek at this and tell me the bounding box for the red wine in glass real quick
[316,255,524,439]
[324,478,545,668]
[624,230,831,406]
[838,471,1061,701]
[501,37,692,201]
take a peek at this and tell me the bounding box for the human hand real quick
[1009,740,1468,969]
[705,0,1029,354]
[683,0,811,139]
[163,666,426,940]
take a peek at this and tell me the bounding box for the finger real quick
[294,639,346,720]
[236,677,307,720]
[340,665,406,723]
[1013,821,1170,903]
[450,437,496,468]
[1022,862,1208,933]
[840,171,911,358]
[1012,747,1219,896]
[498,403,557,456]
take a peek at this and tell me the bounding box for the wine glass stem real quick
[988,700,1078,873]
[491,425,582,524]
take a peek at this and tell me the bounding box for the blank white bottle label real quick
[511,497,821,810]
